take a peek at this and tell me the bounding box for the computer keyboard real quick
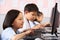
[24,28,60,40]
[24,29,44,39]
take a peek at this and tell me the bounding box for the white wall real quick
[57,0,60,13]
[0,14,6,34]
[0,0,56,17]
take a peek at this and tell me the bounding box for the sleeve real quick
[1,28,16,40]
[6,29,16,40]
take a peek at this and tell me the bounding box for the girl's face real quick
[12,13,24,29]
[37,14,43,22]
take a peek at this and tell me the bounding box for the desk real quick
[24,33,60,40]
[41,27,60,40]
[41,33,60,40]
[24,28,60,40]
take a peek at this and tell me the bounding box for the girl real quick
[1,9,33,40]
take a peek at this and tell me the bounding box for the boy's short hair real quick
[24,3,39,13]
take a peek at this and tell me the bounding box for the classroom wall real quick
[0,0,57,17]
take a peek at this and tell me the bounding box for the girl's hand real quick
[25,29,34,35]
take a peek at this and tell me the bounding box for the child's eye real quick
[19,19,22,20]
[32,14,35,16]
[19,18,23,20]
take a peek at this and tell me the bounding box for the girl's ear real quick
[12,21,14,26]
[12,23,14,26]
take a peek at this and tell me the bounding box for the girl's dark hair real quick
[34,11,43,21]
[3,9,20,30]
[37,11,43,16]
[24,3,39,13]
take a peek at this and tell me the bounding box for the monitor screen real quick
[50,3,59,36]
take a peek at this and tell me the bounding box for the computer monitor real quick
[50,3,59,37]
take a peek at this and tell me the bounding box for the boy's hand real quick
[32,24,45,30]
[43,22,51,27]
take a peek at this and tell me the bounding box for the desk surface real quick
[24,28,60,40]
[41,33,60,40]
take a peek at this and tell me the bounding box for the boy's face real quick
[25,11,37,21]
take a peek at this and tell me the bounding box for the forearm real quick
[11,32,26,40]
[32,24,45,30]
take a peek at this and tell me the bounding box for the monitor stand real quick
[41,27,60,40]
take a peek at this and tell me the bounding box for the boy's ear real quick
[25,11,29,14]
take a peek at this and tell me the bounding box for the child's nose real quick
[22,20,24,24]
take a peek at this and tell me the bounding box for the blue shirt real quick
[28,21,39,28]
[1,27,16,40]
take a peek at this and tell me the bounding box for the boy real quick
[18,3,45,40]
[23,3,44,40]
[19,3,45,33]
[18,3,42,32]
